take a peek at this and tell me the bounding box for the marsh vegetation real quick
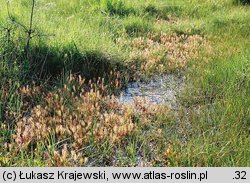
[0,0,249,166]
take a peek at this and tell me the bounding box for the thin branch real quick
[31,33,56,38]
[25,0,36,56]
[6,0,11,18]
[9,19,29,32]
[29,0,35,33]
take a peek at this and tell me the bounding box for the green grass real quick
[0,0,249,166]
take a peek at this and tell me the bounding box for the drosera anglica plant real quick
[117,32,207,78]
[6,74,167,166]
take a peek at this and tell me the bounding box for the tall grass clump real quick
[123,16,154,37]
[144,4,183,19]
[234,0,250,5]
[104,0,136,17]
[144,4,169,20]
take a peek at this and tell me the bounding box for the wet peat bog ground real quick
[0,0,249,166]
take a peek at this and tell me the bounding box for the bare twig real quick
[25,0,36,58]
[10,19,28,32]
[31,33,56,38]
[6,0,11,18]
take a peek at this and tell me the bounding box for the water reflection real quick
[119,73,185,109]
